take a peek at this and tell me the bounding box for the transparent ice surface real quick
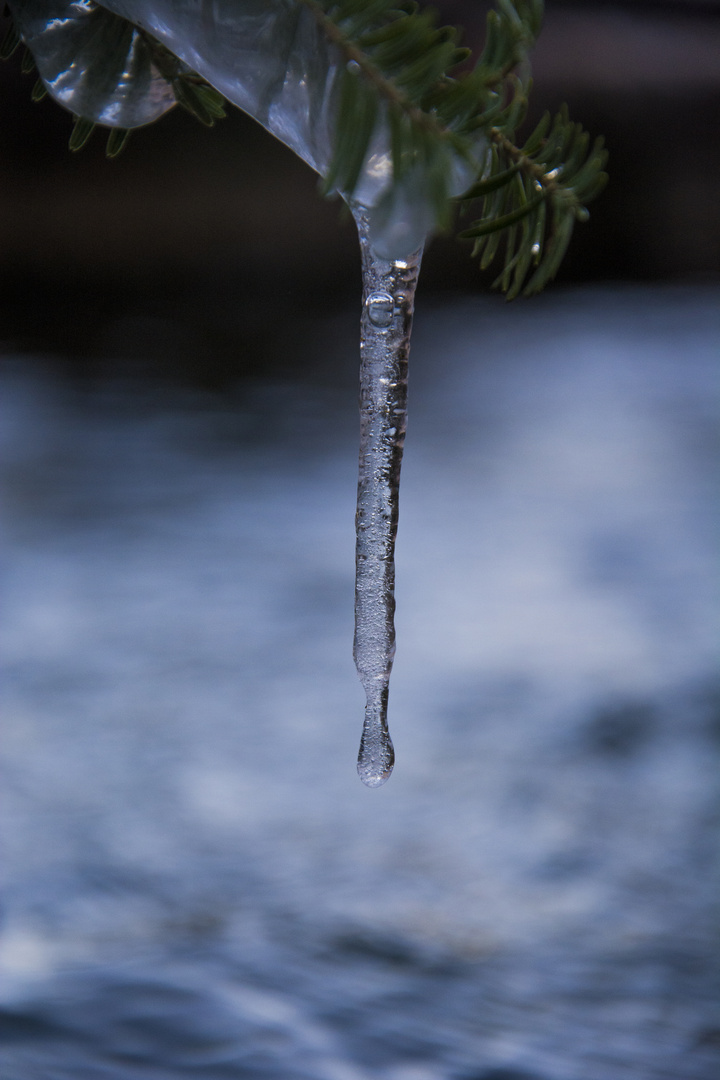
[8,0,180,127]
[8,1,486,780]
[353,208,423,786]
[10,0,486,259]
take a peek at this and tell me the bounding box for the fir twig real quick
[298,0,606,295]
[1,0,606,296]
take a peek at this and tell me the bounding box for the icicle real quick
[352,206,423,788]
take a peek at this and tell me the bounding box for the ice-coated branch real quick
[3,0,605,281]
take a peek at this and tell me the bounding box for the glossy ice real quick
[8,0,178,127]
[8,0,480,782]
[353,208,422,786]
[10,0,486,259]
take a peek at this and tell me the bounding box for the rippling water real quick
[1,287,719,1080]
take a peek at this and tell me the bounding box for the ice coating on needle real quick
[7,0,179,127]
[11,0,487,260]
[102,0,340,172]
[353,208,422,787]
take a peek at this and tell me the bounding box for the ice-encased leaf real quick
[9,0,485,258]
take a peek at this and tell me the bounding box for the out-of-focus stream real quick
[1,286,718,1080]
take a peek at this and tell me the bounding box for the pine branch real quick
[460,109,609,297]
[302,0,544,216]
[304,0,606,296]
[1,0,606,296]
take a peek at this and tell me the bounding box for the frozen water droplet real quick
[366,291,394,327]
[358,694,395,787]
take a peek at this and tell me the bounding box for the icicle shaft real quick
[352,207,423,787]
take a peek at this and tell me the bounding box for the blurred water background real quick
[1,2,719,1079]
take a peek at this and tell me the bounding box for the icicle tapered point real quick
[352,207,423,788]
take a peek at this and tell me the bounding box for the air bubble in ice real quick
[366,292,394,327]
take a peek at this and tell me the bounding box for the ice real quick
[9,0,486,259]
[8,0,178,128]
[353,207,423,785]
